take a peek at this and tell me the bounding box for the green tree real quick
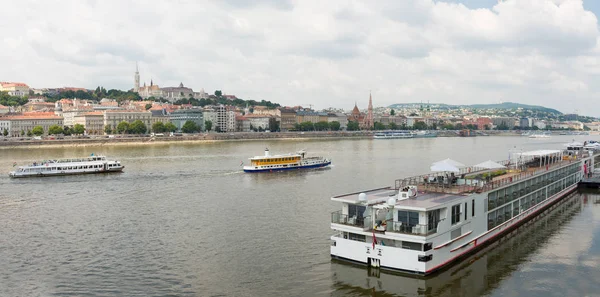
[72,124,85,135]
[373,122,386,130]
[152,122,166,133]
[214,90,222,97]
[329,121,341,131]
[63,126,72,136]
[204,120,213,132]
[164,122,177,133]
[116,121,130,134]
[413,121,428,130]
[268,118,280,132]
[347,121,360,131]
[388,122,398,130]
[48,125,63,135]
[181,120,199,133]
[20,130,25,136]
[390,109,395,116]
[300,121,315,131]
[314,121,330,131]
[27,130,33,137]
[32,126,44,136]
[442,123,454,130]
[496,122,509,130]
[145,103,152,110]
[3,128,8,136]
[129,120,147,134]
[454,123,464,130]
[104,125,112,134]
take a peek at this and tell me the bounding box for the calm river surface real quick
[1,135,599,297]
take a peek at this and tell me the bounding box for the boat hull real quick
[9,167,124,178]
[243,161,331,173]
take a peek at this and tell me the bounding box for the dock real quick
[579,175,600,188]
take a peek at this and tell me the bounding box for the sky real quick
[2,0,600,116]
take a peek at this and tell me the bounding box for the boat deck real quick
[331,187,468,210]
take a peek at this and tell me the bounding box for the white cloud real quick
[1,0,599,115]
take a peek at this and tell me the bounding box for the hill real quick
[388,102,562,115]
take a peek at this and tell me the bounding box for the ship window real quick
[464,202,467,220]
[348,233,366,242]
[401,241,422,251]
[451,204,461,225]
[424,242,433,251]
[348,204,366,221]
[427,210,440,232]
[418,255,433,262]
[398,210,419,228]
[488,192,497,210]
[472,199,475,217]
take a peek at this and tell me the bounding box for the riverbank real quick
[0,130,525,149]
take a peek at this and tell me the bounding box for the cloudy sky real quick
[2,0,600,115]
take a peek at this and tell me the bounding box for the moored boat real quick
[330,148,593,275]
[373,131,414,139]
[412,130,438,138]
[243,149,331,173]
[9,155,124,178]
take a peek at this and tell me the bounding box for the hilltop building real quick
[0,82,29,97]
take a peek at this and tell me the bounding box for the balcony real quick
[385,221,436,236]
[331,210,371,231]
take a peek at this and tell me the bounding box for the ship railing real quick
[382,220,434,236]
[331,210,372,231]
[480,159,577,192]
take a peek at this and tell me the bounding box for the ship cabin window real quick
[348,204,366,222]
[348,232,366,242]
[451,204,461,225]
[427,210,440,233]
[401,241,422,251]
[398,210,419,229]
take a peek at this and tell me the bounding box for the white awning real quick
[474,160,506,169]
[515,150,561,157]
[433,158,465,168]
[430,160,460,173]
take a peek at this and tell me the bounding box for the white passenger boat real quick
[373,131,414,139]
[529,133,550,138]
[243,149,331,173]
[9,155,124,178]
[330,148,592,275]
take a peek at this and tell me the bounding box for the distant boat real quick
[373,131,414,139]
[9,155,124,178]
[412,130,438,138]
[529,133,550,138]
[243,149,331,173]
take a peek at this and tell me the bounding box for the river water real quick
[0,135,599,297]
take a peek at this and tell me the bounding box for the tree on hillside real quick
[164,122,177,133]
[116,121,130,134]
[181,121,199,133]
[32,126,44,136]
[413,121,428,130]
[145,103,152,110]
[48,125,64,135]
[214,90,222,97]
[346,121,360,131]
[390,109,395,116]
[152,122,166,133]
[329,121,341,131]
[374,122,386,130]
[129,120,147,134]
[72,124,85,135]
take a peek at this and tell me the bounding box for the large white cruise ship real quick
[330,148,593,275]
[9,155,124,178]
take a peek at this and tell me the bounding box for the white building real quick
[0,82,29,97]
[0,120,10,136]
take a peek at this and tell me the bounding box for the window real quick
[348,204,366,220]
[418,254,433,262]
[472,199,475,217]
[398,210,419,228]
[464,202,467,220]
[427,209,440,232]
[451,204,461,225]
[348,233,366,242]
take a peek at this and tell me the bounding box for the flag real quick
[240,161,244,166]
[12,162,16,167]
[372,230,377,249]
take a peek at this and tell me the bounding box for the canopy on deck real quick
[514,150,561,157]
[430,160,460,173]
[433,158,465,168]
[564,141,584,147]
[474,160,506,169]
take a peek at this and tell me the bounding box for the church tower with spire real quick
[363,92,374,129]
[134,62,140,93]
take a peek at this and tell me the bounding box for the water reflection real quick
[330,191,587,297]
